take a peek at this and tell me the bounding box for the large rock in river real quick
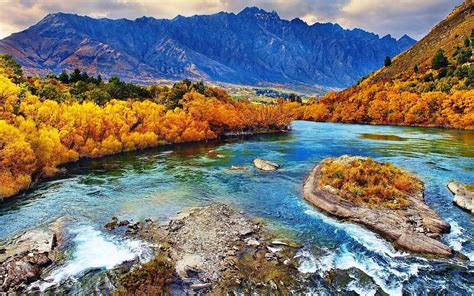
[448,182,474,214]
[253,158,280,171]
[303,155,452,256]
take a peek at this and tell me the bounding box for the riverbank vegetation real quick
[1,35,473,199]
[0,57,300,199]
[318,156,422,209]
[302,40,474,130]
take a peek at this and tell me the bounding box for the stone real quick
[448,182,474,214]
[303,156,452,257]
[253,158,280,171]
[118,220,130,227]
[246,239,260,246]
[190,283,212,290]
[270,240,302,248]
[0,219,63,293]
[104,217,119,230]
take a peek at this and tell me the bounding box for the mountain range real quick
[0,7,416,88]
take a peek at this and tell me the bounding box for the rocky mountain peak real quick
[0,8,416,88]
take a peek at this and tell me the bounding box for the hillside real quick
[302,0,474,130]
[0,7,414,89]
[374,0,474,81]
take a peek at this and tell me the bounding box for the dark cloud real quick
[0,0,464,39]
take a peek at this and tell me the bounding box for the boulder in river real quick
[253,158,280,171]
[303,155,452,257]
[0,218,64,292]
[447,182,474,214]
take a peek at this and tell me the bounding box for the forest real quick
[302,38,474,130]
[0,57,300,199]
[1,36,473,199]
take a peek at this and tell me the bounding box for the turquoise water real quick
[1,121,473,294]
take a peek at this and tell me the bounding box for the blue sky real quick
[0,0,463,39]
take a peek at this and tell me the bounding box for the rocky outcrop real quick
[111,204,302,294]
[448,182,474,214]
[253,158,280,171]
[303,156,452,256]
[0,219,64,292]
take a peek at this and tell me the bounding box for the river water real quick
[1,121,473,295]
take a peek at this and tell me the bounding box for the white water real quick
[445,219,474,261]
[31,225,150,291]
[299,208,434,296]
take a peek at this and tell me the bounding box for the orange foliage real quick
[0,74,299,199]
[319,157,422,209]
[302,83,474,130]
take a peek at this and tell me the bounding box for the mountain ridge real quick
[0,7,415,88]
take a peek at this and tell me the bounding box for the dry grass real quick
[319,157,422,209]
[115,254,175,296]
[374,1,474,81]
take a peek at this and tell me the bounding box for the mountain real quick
[0,7,415,88]
[302,0,473,130]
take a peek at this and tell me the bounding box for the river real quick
[1,121,473,295]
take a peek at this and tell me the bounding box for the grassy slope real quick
[374,0,474,81]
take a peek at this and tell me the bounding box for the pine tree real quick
[432,49,449,69]
[384,56,392,67]
[58,70,69,83]
[69,68,82,83]
[464,37,471,48]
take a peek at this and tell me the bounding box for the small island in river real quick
[303,155,452,256]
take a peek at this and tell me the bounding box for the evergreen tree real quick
[384,56,392,67]
[58,70,69,83]
[80,71,89,82]
[432,49,449,69]
[464,37,471,48]
[69,68,82,83]
[413,64,419,74]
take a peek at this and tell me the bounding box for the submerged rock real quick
[303,156,452,257]
[253,158,280,171]
[448,182,474,214]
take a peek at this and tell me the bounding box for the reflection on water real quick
[360,133,408,141]
[0,121,473,294]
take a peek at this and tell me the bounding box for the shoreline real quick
[0,128,291,202]
[2,119,472,203]
[302,119,474,132]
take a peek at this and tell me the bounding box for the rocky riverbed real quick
[105,203,303,294]
[303,156,453,257]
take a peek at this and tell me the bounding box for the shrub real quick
[115,254,175,296]
[432,49,449,70]
[319,157,421,209]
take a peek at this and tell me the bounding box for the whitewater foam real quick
[445,219,473,260]
[303,209,406,258]
[300,207,435,296]
[31,225,150,291]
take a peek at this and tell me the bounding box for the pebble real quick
[246,239,260,246]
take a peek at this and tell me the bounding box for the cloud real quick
[0,0,464,39]
[337,0,461,38]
